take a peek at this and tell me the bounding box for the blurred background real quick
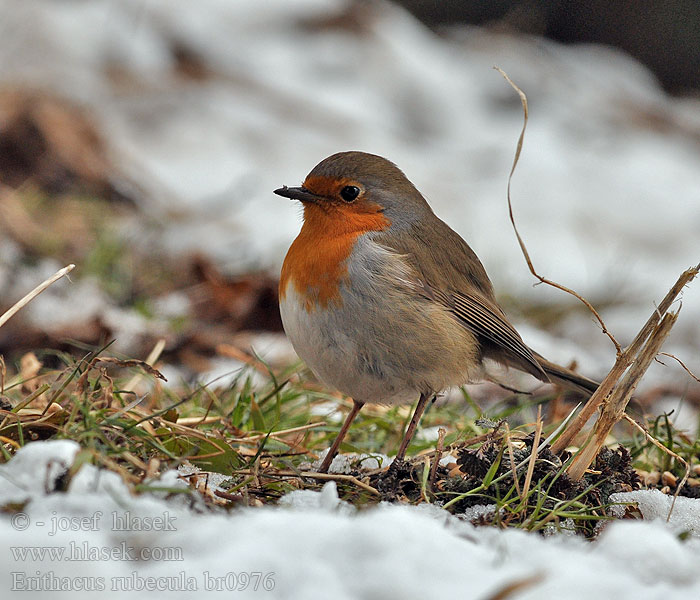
[0,0,699,425]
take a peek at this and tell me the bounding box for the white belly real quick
[280,283,406,403]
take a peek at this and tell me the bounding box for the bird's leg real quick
[393,393,434,464]
[318,399,364,473]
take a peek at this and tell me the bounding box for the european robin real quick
[275,151,598,473]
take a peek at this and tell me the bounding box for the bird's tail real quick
[532,352,600,396]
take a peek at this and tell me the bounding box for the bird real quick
[275,151,598,473]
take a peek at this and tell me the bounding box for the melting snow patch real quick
[610,489,700,536]
[1,441,700,598]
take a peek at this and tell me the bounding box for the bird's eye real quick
[340,185,360,202]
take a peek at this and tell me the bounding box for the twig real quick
[175,416,222,426]
[429,427,446,491]
[520,405,543,506]
[0,264,75,329]
[0,356,5,395]
[213,489,244,503]
[566,311,679,480]
[658,352,700,383]
[496,66,699,480]
[298,471,380,496]
[260,469,380,496]
[76,356,166,395]
[495,66,620,354]
[551,265,698,458]
[123,338,167,393]
[538,401,581,452]
[216,343,279,377]
[421,456,432,503]
[622,413,690,521]
[229,421,326,442]
[504,423,522,498]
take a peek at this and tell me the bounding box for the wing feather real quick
[449,291,547,380]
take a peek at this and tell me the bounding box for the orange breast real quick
[280,202,391,311]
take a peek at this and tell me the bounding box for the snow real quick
[1,441,700,599]
[611,489,700,537]
[310,449,390,474]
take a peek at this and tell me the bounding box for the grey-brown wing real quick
[449,290,547,381]
[372,219,548,381]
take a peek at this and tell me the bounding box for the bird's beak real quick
[273,186,320,204]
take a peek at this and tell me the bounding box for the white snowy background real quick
[1,0,699,598]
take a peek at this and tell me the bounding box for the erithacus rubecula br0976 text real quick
[275,151,598,473]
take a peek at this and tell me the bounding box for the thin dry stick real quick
[504,423,522,498]
[217,343,274,376]
[567,311,679,480]
[175,416,222,426]
[622,413,690,521]
[229,421,327,443]
[269,469,380,496]
[429,427,446,491]
[0,435,20,449]
[421,456,432,503]
[496,65,688,480]
[495,67,700,468]
[659,352,700,383]
[75,357,166,398]
[621,267,696,362]
[550,365,625,455]
[0,264,75,329]
[123,338,167,393]
[520,405,543,507]
[252,455,261,490]
[499,62,700,474]
[539,401,581,452]
[551,265,698,457]
[495,67,621,354]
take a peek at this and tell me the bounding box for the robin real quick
[275,151,598,473]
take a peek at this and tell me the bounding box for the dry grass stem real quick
[175,416,223,426]
[0,264,75,330]
[123,338,167,393]
[216,343,281,377]
[552,264,698,463]
[495,66,621,354]
[0,356,5,394]
[76,357,166,397]
[230,421,326,443]
[496,66,699,480]
[622,413,690,520]
[295,471,380,496]
[658,352,700,383]
[521,406,543,503]
[237,468,380,496]
[504,423,522,498]
[566,310,680,480]
[429,427,446,491]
